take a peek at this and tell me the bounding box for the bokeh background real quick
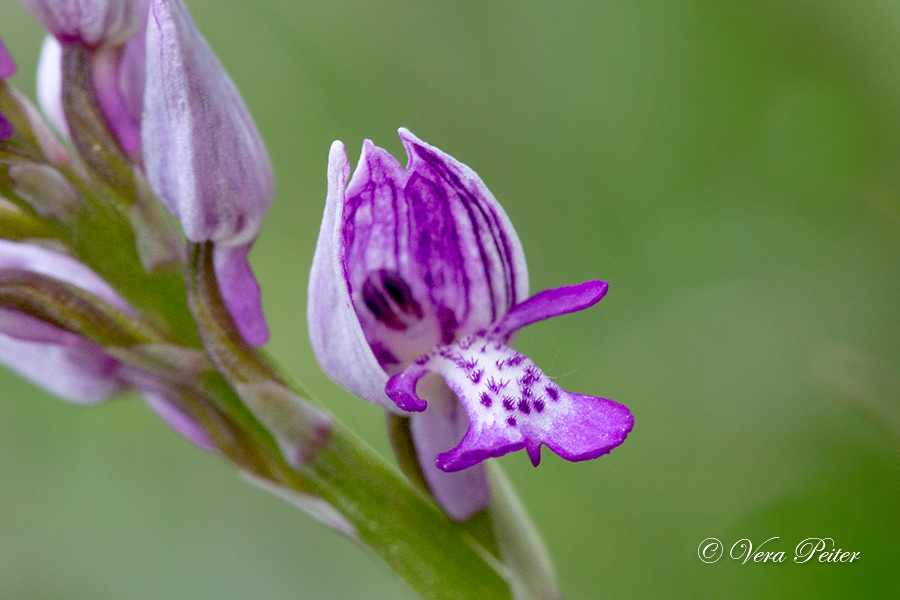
[2,0,899,598]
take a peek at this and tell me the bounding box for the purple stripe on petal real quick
[212,243,269,347]
[492,280,609,340]
[0,37,16,78]
[399,128,529,334]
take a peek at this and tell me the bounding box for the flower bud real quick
[143,0,273,346]
[30,2,147,154]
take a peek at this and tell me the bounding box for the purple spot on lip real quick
[517,399,531,414]
[486,377,507,393]
[508,354,526,367]
[520,365,540,386]
[469,368,484,384]
[502,397,515,411]
[480,392,492,407]
[546,386,560,401]
[460,356,479,371]
[534,398,545,413]
[507,416,517,427]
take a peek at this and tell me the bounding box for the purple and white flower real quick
[308,129,633,520]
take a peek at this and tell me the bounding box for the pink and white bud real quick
[142,0,274,346]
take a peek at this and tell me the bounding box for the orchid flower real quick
[309,129,633,520]
[0,239,214,450]
[142,0,273,346]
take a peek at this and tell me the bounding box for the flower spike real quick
[309,129,633,519]
[143,0,273,345]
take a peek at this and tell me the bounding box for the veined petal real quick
[143,0,273,247]
[0,37,16,78]
[20,0,149,46]
[339,129,529,371]
[399,128,529,328]
[386,332,633,472]
[307,141,394,410]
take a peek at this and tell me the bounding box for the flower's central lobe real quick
[386,332,634,472]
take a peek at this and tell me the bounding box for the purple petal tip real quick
[385,371,428,412]
[213,244,270,347]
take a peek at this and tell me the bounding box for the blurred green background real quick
[2,0,899,598]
